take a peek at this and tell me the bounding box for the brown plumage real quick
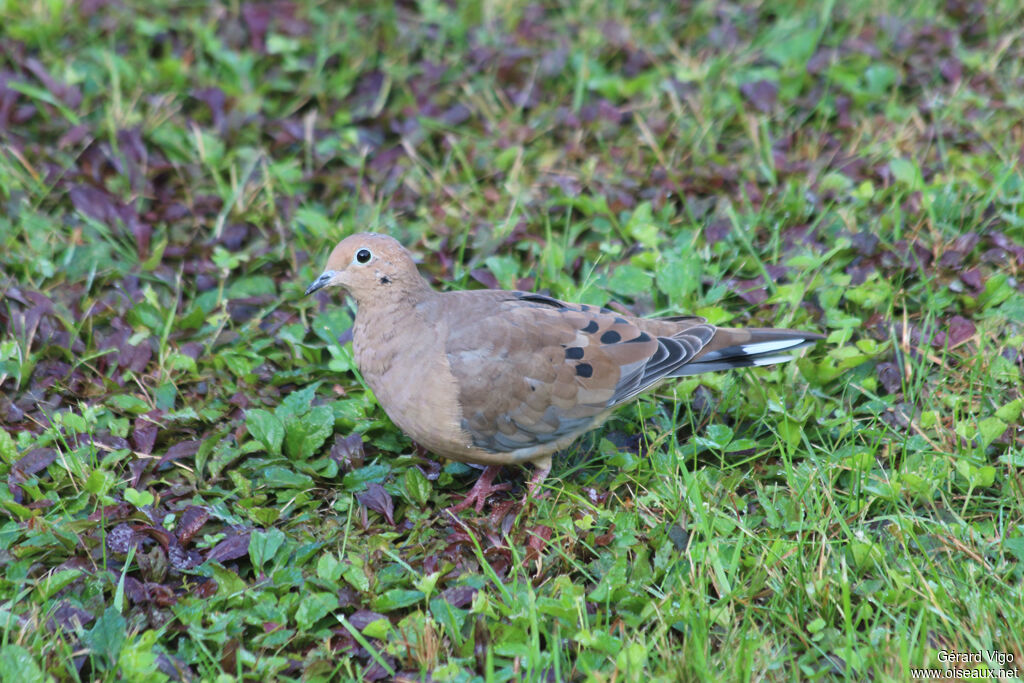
[306,233,823,511]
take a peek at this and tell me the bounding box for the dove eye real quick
[355,248,372,264]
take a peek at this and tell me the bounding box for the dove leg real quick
[522,456,552,504]
[450,465,512,513]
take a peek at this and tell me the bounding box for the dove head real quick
[305,233,428,304]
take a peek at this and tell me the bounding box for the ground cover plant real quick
[1,0,1023,680]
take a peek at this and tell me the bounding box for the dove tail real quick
[671,328,822,376]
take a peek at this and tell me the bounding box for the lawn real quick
[1,0,1023,680]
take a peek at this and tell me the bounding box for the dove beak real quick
[305,270,336,296]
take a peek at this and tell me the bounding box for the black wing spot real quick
[565,347,584,360]
[576,363,593,378]
[581,320,599,334]
[600,330,621,344]
[614,316,627,324]
[514,293,566,309]
[626,332,651,343]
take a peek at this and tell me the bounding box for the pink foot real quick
[521,460,552,506]
[450,465,512,513]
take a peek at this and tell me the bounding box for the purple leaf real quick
[132,416,159,455]
[469,268,499,289]
[876,360,903,394]
[357,483,394,526]
[8,447,57,502]
[156,440,200,469]
[175,506,210,546]
[441,585,477,608]
[349,610,388,630]
[206,532,251,564]
[947,316,976,346]
[107,523,141,554]
[960,268,983,291]
[330,433,364,471]
[47,602,94,633]
[739,80,778,113]
[704,219,731,245]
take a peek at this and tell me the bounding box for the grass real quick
[1,0,1023,680]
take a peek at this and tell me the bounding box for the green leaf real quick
[656,253,701,300]
[154,382,177,411]
[626,202,660,248]
[402,467,431,506]
[61,411,88,433]
[996,292,1024,322]
[85,469,115,496]
[700,423,734,450]
[888,158,921,189]
[414,571,440,600]
[0,644,46,683]
[227,275,276,299]
[0,429,17,464]
[979,273,1012,310]
[362,616,391,639]
[776,418,802,449]
[284,405,334,460]
[956,460,997,488]
[294,591,337,630]
[342,560,370,592]
[278,384,319,422]
[1003,536,1024,563]
[219,350,260,379]
[117,629,167,683]
[608,264,653,298]
[7,80,81,125]
[296,206,332,237]
[177,305,205,331]
[140,238,168,272]
[370,588,424,612]
[260,465,313,489]
[848,540,883,568]
[250,528,286,570]
[124,488,155,508]
[246,409,284,456]
[317,552,343,582]
[483,255,520,290]
[107,394,151,415]
[589,553,629,602]
[430,597,467,645]
[343,464,390,491]
[311,308,352,347]
[616,642,649,673]
[37,568,83,600]
[127,302,164,333]
[978,417,1007,448]
[863,64,897,95]
[210,564,247,596]
[84,606,127,665]
[764,27,818,67]
[166,352,198,373]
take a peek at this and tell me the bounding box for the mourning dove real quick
[306,233,822,512]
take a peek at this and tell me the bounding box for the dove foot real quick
[450,465,512,513]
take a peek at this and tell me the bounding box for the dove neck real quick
[351,277,436,316]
